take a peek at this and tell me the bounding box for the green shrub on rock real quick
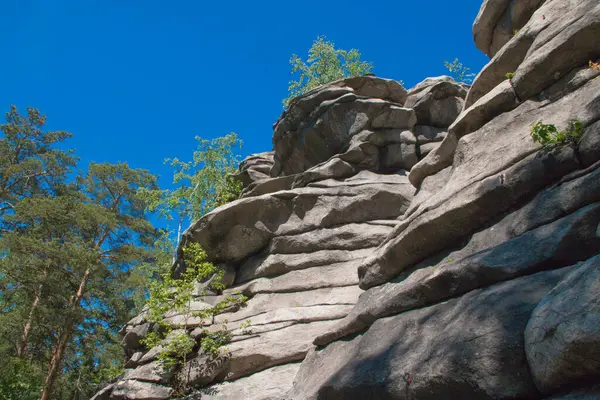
[530,120,583,148]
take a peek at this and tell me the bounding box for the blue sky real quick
[1,0,489,190]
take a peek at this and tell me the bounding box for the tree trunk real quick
[17,268,48,357]
[40,269,90,400]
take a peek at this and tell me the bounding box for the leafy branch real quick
[530,120,583,148]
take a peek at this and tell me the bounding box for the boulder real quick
[579,120,600,167]
[408,131,458,187]
[473,0,545,57]
[229,258,363,296]
[123,362,172,384]
[288,268,570,400]
[546,385,600,399]
[214,286,362,325]
[512,3,600,100]
[232,152,274,188]
[525,255,600,394]
[220,319,340,381]
[267,222,393,254]
[449,79,518,139]
[413,125,446,144]
[271,76,411,176]
[181,173,413,264]
[110,380,173,400]
[467,0,599,107]
[122,323,150,352]
[404,76,466,128]
[236,247,373,283]
[201,363,300,400]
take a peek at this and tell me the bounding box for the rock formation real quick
[94,0,600,398]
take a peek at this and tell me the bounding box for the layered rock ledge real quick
[94,0,600,398]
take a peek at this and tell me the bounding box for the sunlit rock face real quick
[93,1,600,398]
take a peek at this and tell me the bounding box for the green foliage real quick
[199,323,233,357]
[0,105,76,222]
[505,72,515,79]
[138,133,242,246]
[0,357,44,400]
[530,120,583,147]
[0,106,160,399]
[142,242,248,369]
[239,319,253,335]
[513,29,520,36]
[444,58,476,84]
[283,35,373,107]
[157,331,197,369]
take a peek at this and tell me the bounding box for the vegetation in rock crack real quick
[444,58,476,84]
[138,132,243,249]
[505,72,515,79]
[283,35,374,107]
[142,242,248,370]
[530,120,583,148]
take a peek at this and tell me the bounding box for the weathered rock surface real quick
[110,380,172,400]
[95,1,600,397]
[362,74,600,289]
[201,363,300,400]
[473,0,545,57]
[271,76,413,177]
[525,255,600,394]
[317,201,600,345]
[466,0,600,108]
[233,151,274,189]
[181,172,413,264]
[404,76,467,128]
[289,269,571,399]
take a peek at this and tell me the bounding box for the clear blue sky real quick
[1,0,489,189]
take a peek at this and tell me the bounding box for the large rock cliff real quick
[94,0,600,398]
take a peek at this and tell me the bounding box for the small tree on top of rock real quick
[444,58,476,84]
[137,133,243,249]
[283,35,373,107]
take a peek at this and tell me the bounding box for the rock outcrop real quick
[94,0,600,398]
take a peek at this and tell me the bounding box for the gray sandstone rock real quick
[123,362,172,384]
[289,269,570,400]
[467,0,597,107]
[404,76,466,128]
[182,175,413,264]
[267,223,393,254]
[100,3,600,397]
[361,76,600,288]
[414,125,446,144]
[525,255,600,394]
[316,201,600,345]
[201,363,300,400]
[232,152,274,188]
[271,76,410,176]
[236,247,374,283]
[177,353,230,389]
[220,319,340,381]
[408,130,458,187]
[449,79,518,139]
[110,380,173,400]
